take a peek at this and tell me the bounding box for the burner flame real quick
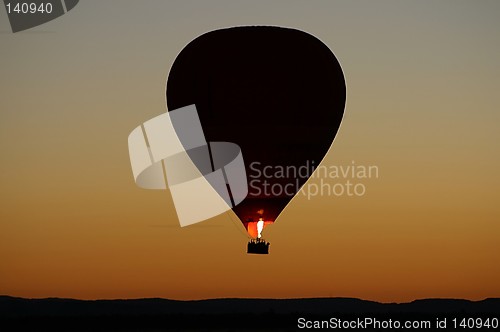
[257,218,264,238]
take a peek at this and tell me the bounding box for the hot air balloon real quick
[165,26,345,254]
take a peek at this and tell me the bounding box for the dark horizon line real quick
[2,295,499,331]
[1,294,499,303]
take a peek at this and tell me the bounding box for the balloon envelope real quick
[166,26,345,235]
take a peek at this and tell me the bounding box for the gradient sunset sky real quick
[1,1,499,302]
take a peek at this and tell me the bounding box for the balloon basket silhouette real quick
[247,238,270,255]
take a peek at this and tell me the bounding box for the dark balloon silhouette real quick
[166,26,345,237]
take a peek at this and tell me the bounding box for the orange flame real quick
[257,218,264,238]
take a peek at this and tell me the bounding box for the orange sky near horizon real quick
[1,1,499,302]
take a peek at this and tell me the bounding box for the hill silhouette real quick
[1,296,499,331]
